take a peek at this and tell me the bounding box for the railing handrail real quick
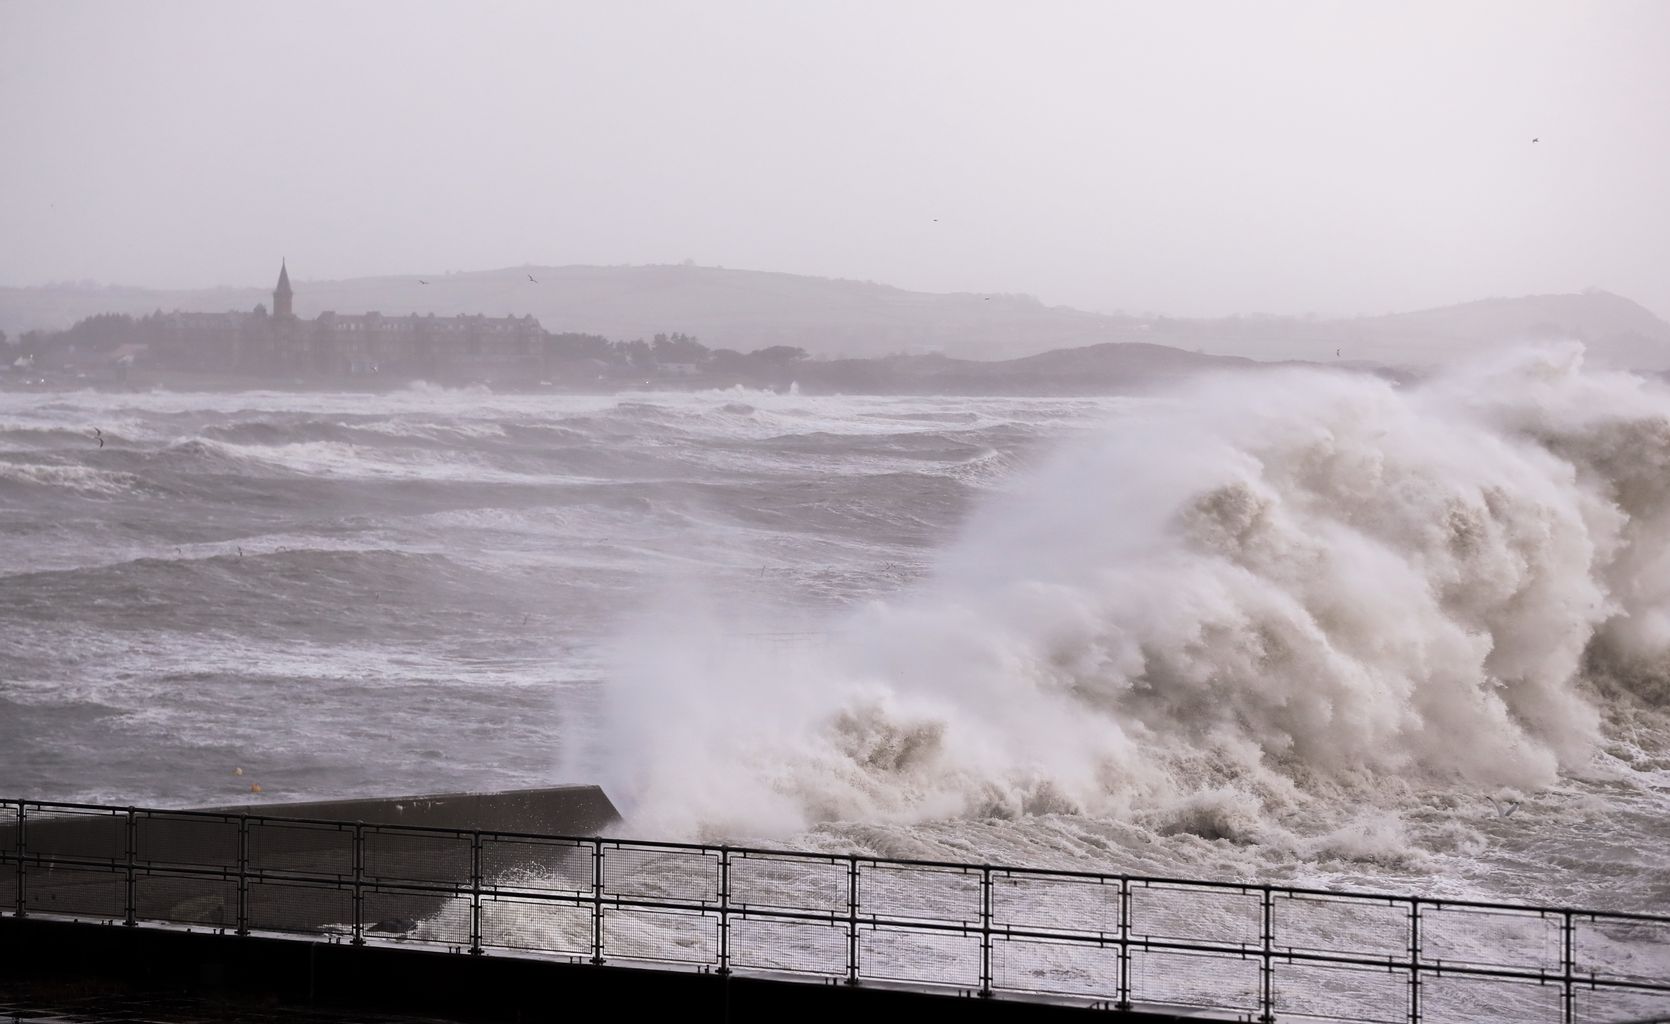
[5,796,1666,925]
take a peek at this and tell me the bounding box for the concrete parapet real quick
[2,787,620,934]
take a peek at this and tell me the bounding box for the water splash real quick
[603,346,1670,847]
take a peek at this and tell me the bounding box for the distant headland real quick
[2,262,1667,392]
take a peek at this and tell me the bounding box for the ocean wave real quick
[0,423,116,450]
[600,346,1670,845]
[0,460,143,496]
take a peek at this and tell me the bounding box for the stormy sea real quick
[3,344,1668,918]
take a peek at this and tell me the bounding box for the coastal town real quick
[2,262,805,388]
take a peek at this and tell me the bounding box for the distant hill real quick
[3,265,1667,369]
[1136,290,1670,370]
[794,342,1275,395]
[0,265,1115,363]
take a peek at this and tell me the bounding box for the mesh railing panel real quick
[135,813,238,869]
[1273,960,1410,1023]
[362,828,470,886]
[991,872,1119,935]
[480,894,592,955]
[602,845,718,905]
[991,936,1121,999]
[1577,915,1670,985]
[859,862,980,925]
[246,877,350,936]
[1131,947,1262,1013]
[1423,904,1563,972]
[1420,972,1564,1023]
[729,853,846,914]
[1129,882,1262,948]
[21,807,125,863]
[481,835,591,895]
[362,887,470,947]
[1572,984,1670,1024]
[859,926,981,988]
[1275,891,1409,959]
[23,866,123,920]
[247,820,352,878]
[134,872,238,927]
[729,916,848,975]
[602,907,718,966]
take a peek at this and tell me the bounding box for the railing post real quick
[1408,898,1421,1024]
[123,807,137,927]
[468,830,483,955]
[14,802,26,919]
[1561,910,1575,1024]
[235,815,249,936]
[978,866,993,997]
[845,854,860,985]
[590,838,605,964]
[1259,886,1275,1024]
[1116,877,1132,1011]
[717,847,731,976]
[350,822,364,946]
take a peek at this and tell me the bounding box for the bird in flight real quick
[527,273,539,283]
[1532,137,1539,143]
[418,279,429,285]
[91,427,104,448]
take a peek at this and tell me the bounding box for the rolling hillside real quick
[4,265,1667,369]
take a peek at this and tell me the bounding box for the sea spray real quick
[4,375,1664,905]
[602,346,1668,843]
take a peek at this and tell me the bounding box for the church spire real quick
[273,259,294,319]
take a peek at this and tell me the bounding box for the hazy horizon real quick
[10,258,1670,326]
[4,1,1668,321]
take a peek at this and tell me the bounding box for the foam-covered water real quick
[2,350,1666,914]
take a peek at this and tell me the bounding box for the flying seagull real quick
[1488,796,1521,818]
[91,427,103,448]
[527,273,538,283]
[1532,137,1539,143]
[418,279,429,285]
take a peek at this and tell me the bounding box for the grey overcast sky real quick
[2,0,1667,319]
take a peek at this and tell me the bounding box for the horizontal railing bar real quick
[15,893,1670,995]
[57,857,1670,995]
[13,855,474,892]
[420,916,1670,996]
[39,860,1659,996]
[7,797,1670,926]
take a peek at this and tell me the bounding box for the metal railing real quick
[3,798,1668,1023]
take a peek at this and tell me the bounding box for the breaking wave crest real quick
[601,346,1670,840]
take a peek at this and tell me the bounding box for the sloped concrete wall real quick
[2,787,621,932]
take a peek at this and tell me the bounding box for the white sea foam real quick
[600,346,1670,847]
[0,461,140,495]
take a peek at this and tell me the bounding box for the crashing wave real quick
[601,345,1670,839]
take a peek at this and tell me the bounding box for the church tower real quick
[273,260,294,319]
